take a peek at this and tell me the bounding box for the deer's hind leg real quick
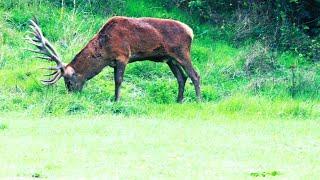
[170,50,201,102]
[167,60,187,103]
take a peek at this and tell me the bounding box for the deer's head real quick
[26,20,85,92]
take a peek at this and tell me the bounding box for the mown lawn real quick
[1,113,319,179]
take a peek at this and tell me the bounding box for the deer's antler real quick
[26,19,65,85]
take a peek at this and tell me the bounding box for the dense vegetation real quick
[163,0,320,60]
[0,0,319,117]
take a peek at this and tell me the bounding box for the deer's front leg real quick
[114,61,127,102]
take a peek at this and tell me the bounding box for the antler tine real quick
[29,55,52,61]
[25,48,45,55]
[44,71,59,77]
[24,36,40,43]
[27,40,43,49]
[41,71,62,85]
[26,33,40,42]
[29,20,44,38]
[40,67,60,71]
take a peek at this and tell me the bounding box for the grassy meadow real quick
[0,0,319,178]
[1,113,320,178]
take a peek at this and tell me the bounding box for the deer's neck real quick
[70,50,108,81]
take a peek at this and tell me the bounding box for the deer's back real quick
[97,16,193,59]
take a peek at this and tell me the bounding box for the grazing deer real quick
[26,17,201,102]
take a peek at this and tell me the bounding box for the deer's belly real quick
[129,45,169,62]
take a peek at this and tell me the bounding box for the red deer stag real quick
[26,17,201,102]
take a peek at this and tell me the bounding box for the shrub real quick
[243,42,276,75]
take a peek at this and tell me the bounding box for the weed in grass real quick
[0,122,8,130]
[110,102,146,116]
[67,102,87,115]
[250,170,281,177]
[191,85,218,102]
[217,95,247,114]
[143,80,176,104]
[31,172,42,178]
[279,102,312,118]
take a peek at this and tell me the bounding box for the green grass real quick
[1,113,320,178]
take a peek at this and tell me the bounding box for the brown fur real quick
[65,16,201,102]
